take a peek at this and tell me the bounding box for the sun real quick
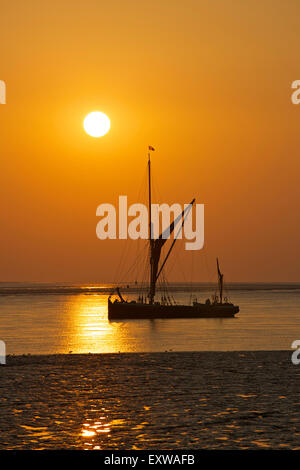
[83,111,110,137]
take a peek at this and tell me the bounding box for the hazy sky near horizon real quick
[1,0,300,283]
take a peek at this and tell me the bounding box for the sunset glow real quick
[1,0,300,455]
[1,1,300,284]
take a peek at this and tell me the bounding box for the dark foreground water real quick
[0,351,299,450]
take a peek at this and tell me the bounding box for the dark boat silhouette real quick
[108,148,239,320]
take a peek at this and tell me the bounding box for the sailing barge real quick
[108,148,239,320]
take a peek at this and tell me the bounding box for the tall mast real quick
[148,147,154,304]
[148,151,152,245]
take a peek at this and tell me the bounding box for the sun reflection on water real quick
[62,294,160,354]
[65,295,128,353]
[80,417,131,450]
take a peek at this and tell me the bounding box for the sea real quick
[1,282,300,354]
[1,283,300,450]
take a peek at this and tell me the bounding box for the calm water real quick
[0,283,300,354]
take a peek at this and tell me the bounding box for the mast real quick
[148,151,152,240]
[216,258,223,304]
[148,147,154,304]
[147,146,194,304]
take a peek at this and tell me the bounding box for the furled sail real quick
[149,200,195,303]
[216,258,224,304]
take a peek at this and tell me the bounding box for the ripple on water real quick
[1,352,300,449]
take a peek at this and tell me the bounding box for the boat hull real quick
[108,299,239,319]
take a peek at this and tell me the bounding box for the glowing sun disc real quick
[83,111,110,137]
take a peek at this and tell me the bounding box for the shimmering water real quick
[1,286,300,450]
[0,283,299,354]
[1,352,300,450]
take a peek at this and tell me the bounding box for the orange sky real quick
[0,0,300,283]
